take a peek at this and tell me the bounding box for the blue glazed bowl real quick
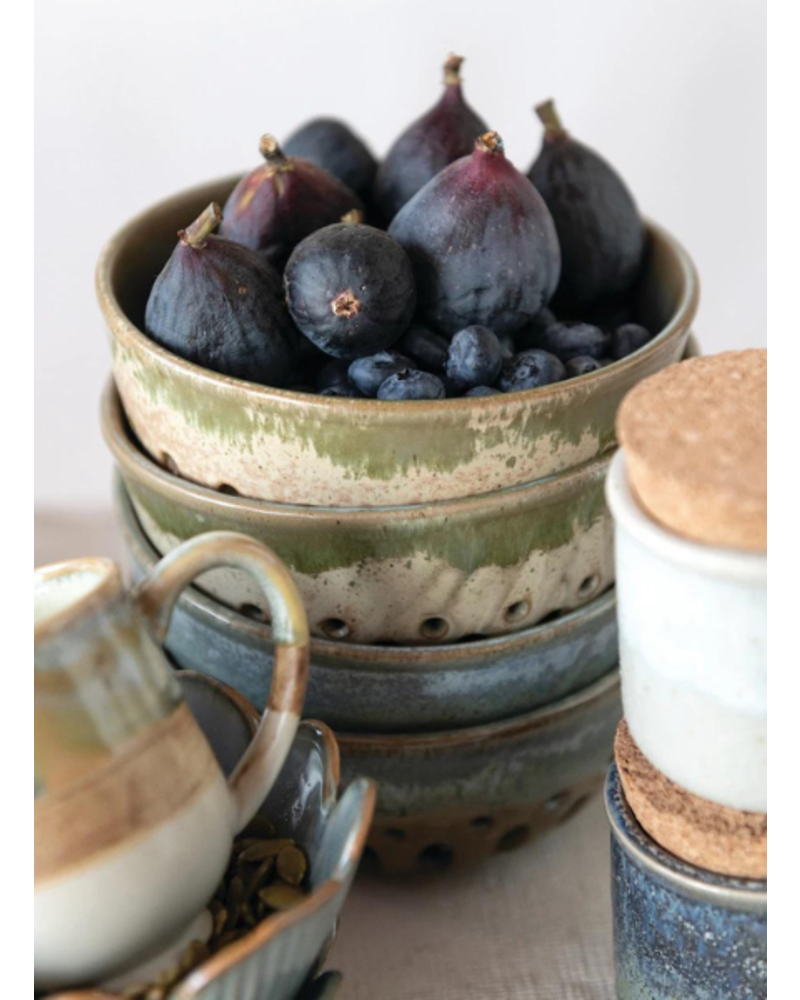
[115,475,618,733]
[47,674,374,1000]
[605,764,767,1000]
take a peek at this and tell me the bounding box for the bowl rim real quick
[115,469,617,670]
[96,172,700,416]
[102,378,612,521]
[333,667,620,748]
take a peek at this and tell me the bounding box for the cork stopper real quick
[617,350,766,551]
[615,721,766,880]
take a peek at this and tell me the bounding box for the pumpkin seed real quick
[258,883,306,911]
[276,845,307,886]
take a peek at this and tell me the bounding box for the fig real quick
[284,118,377,202]
[145,203,297,385]
[389,131,561,335]
[220,135,363,268]
[284,213,416,359]
[373,54,488,222]
[528,100,645,308]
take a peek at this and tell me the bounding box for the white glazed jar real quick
[606,450,766,813]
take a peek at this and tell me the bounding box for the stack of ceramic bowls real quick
[605,351,766,998]
[97,177,698,873]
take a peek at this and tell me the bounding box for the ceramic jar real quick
[606,451,767,813]
[606,765,766,1000]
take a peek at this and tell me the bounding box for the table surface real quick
[35,510,617,1000]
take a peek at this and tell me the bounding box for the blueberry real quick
[396,324,450,371]
[564,355,602,378]
[445,326,504,391]
[516,307,557,351]
[316,359,352,393]
[465,385,502,397]
[539,321,608,361]
[496,332,516,360]
[499,350,566,392]
[377,369,446,400]
[348,351,412,396]
[610,323,652,359]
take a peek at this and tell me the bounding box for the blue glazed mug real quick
[605,765,766,999]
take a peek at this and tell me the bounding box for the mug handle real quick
[132,531,309,833]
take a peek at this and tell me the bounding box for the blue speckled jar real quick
[605,765,766,999]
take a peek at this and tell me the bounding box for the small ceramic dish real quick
[116,473,618,732]
[96,172,699,508]
[337,668,621,874]
[46,673,375,1000]
[103,381,614,644]
[605,764,766,1000]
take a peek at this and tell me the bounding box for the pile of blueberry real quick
[144,56,655,401]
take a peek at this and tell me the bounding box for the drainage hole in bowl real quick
[384,828,406,841]
[320,617,352,640]
[496,825,532,853]
[470,815,494,829]
[160,452,179,475]
[504,599,531,624]
[239,603,269,623]
[217,483,241,496]
[577,574,600,599]
[416,843,454,871]
[419,617,450,641]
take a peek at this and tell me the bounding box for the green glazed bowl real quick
[102,382,614,645]
[96,175,698,507]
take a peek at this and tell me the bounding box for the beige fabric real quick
[35,511,616,999]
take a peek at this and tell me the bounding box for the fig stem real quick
[179,203,222,248]
[444,53,464,86]
[341,209,365,224]
[476,131,504,155]
[259,134,288,166]
[535,100,566,137]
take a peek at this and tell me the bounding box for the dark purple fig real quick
[373,54,488,222]
[389,131,561,336]
[528,100,645,308]
[145,203,298,386]
[284,213,416,359]
[220,135,363,268]
[284,118,377,202]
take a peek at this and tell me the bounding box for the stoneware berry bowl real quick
[96,175,699,508]
[103,381,614,645]
[115,473,618,732]
[45,672,375,1000]
[605,764,766,1000]
[338,668,621,875]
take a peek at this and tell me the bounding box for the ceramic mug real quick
[606,451,766,813]
[34,532,309,991]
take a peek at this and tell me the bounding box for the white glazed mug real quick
[34,532,309,990]
[606,451,766,813]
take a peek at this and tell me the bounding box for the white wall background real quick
[35,0,765,509]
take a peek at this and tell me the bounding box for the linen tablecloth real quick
[35,510,616,1000]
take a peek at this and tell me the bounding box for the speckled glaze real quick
[103,383,614,644]
[116,474,618,731]
[606,765,766,1000]
[47,673,375,1000]
[337,669,621,874]
[96,173,698,507]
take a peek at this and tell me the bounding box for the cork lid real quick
[615,721,766,880]
[617,350,766,551]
